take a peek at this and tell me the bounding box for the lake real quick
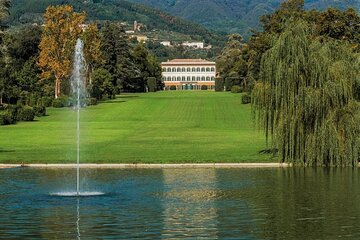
[0,168,359,239]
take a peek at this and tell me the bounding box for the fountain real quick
[52,39,104,197]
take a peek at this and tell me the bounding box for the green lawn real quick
[0,91,274,163]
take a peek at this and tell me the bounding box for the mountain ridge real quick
[126,0,360,37]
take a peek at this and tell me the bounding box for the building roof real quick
[161,59,215,66]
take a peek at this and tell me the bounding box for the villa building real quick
[161,59,216,90]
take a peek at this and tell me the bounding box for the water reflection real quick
[1,168,360,239]
[77,198,80,240]
[161,169,218,238]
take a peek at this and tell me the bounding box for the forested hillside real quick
[7,0,224,45]
[127,0,360,37]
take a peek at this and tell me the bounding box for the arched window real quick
[177,67,181,72]
[177,76,181,81]
[187,76,191,81]
[182,76,186,81]
[187,67,191,72]
[192,67,196,72]
[201,76,205,81]
[211,77,215,81]
[192,76,196,81]
[172,68,176,72]
[206,67,210,72]
[168,67,172,72]
[172,77,176,81]
[167,77,171,81]
[196,76,200,81]
[197,67,200,72]
[211,67,215,72]
[201,67,205,72]
[206,77,210,81]
[162,68,166,72]
[182,67,186,72]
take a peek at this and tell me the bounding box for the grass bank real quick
[0,91,273,163]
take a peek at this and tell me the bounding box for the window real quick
[172,77,176,81]
[201,67,205,72]
[196,76,200,81]
[182,76,186,81]
[168,67,172,72]
[206,77,210,81]
[211,67,215,72]
[172,67,176,72]
[187,76,191,81]
[201,76,205,81]
[177,67,181,72]
[206,67,210,72]
[182,67,186,72]
[197,67,200,72]
[187,67,191,72]
[162,68,166,72]
[177,76,181,81]
[192,76,196,81]
[167,77,171,81]
[211,77,215,81]
[192,67,196,72]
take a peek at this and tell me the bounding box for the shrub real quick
[242,93,251,104]
[18,106,35,121]
[52,98,64,108]
[147,77,157,92]
[0,110,14,125]
[33,105,46,117]
[225,77,241,91]
[86,98,97,106]
[231,85,243,93]
[4,105,21,122]
[41,97,53,107]
[215,77,224,92]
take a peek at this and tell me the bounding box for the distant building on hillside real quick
[182,42,204,49]
[161,59,216,90]
[160,41,171,47]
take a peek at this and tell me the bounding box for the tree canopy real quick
[252,21,360,166]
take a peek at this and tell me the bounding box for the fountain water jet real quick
[52,39,104,197]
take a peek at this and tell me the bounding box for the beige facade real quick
[161,59,216,90]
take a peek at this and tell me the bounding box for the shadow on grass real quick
[0,149,15,153]
[100,100,127,104]
[116,95,139,99]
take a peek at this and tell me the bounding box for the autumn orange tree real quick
[38,5,85,99]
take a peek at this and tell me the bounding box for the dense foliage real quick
[218,0,360,93]
[0,4,162,125]
[6,0,224,47]
[252,20,360,166]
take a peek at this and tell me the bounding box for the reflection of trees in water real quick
[243,168,360,239]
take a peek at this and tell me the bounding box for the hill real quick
[7,0,224,45]
[126,0,360,37]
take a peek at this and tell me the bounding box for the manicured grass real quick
[0,91,274,163]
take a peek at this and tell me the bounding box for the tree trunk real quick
[55,76,61,99]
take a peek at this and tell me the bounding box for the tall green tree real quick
[0,0,10,21]
[252,21,360,166]
[101,22,139,93]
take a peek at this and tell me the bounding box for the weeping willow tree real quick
[252,21,360,166]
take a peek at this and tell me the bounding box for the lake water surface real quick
[1,168,360,239]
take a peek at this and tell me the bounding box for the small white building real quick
[160,41,171,47]
[182,42,204,49]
